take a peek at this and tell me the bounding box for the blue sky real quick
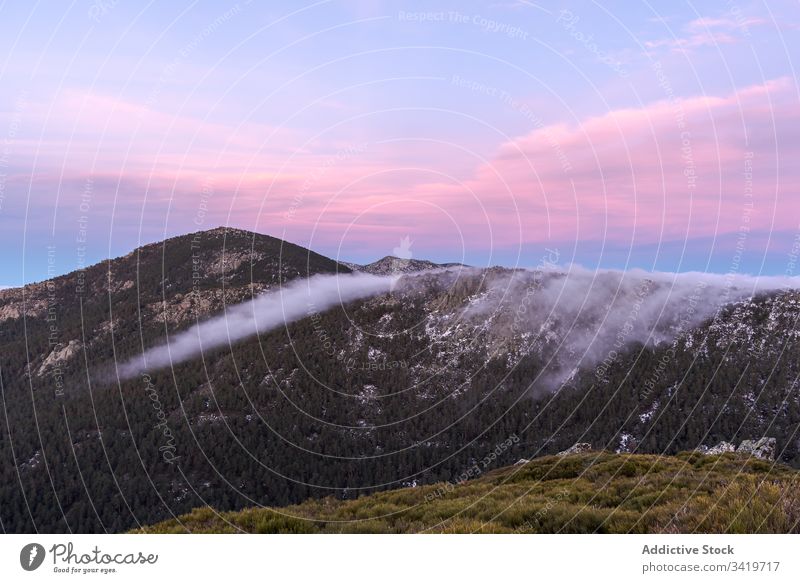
[1,0,799,285]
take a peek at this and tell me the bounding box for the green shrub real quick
[135,453,800,534]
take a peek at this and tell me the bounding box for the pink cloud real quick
[685,16,769,32]
[209,78,797,259]
[6,80,799,266]
[645,12,770,53]
[644,32,738,51]
[436,77,800,250]
[10,89,304,175]
[253,77,794,257]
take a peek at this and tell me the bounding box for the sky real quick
[0,0,798,286]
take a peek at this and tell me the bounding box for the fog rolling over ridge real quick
[445,267,800,390]
[116,262,800,386]
[117,273,398,379]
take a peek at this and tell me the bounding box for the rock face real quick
[697,441,736,455]
[711,442,737,455]
[697,438,776,460]
[37,340,82,376]
[557,443,593,456]
[737,437,776,461]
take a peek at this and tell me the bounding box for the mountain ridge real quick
[341,255,467,275]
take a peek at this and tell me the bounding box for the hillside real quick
[136,451,800,534]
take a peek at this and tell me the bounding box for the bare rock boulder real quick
[737,437,776,461]
[701,441,736,455]
[36,340,82,376]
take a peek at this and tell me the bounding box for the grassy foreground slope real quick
[136,452,800,534]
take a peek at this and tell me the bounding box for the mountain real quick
[1,228,799,534]
[344,255,466,275]
[0,226,349,382]
[0,226,349,328]
[137,451,800,533]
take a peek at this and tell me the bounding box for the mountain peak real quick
[346,255,466,275]
[203,226,260,237]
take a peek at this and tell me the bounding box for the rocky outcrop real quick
[697,438,776,460]
[205,249,267,278]
[37,340,82,376]
[696,441,736,455]
[146,285,270,326]
[737,437,776,461]
[0,283,50,321]
[557,443,593,456]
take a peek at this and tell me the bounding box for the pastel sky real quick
[1,0,799,285]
